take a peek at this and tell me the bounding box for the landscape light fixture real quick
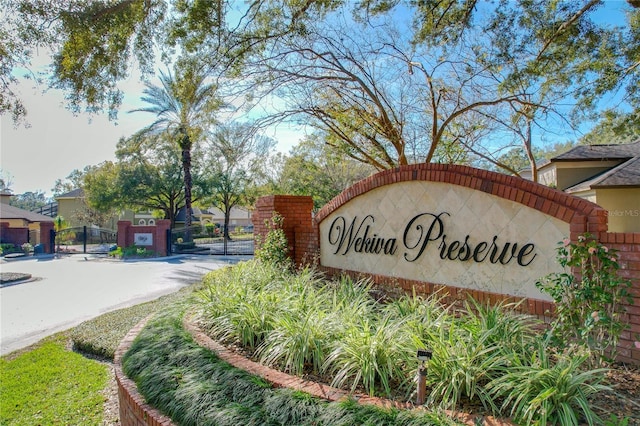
[416,349,432,405]
[417,349,432,362]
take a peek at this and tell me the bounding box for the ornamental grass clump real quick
[197,261,288,349]
[196,261,417,397]
[256,268,336,375]
[323,314,414,397]
[194,260,618,423]
[488,342,610,426]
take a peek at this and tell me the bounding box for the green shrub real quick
[536,233,632,365]
[0,243,20,255]
[108,245,155,259]
[175,241,196,251]
[255,213,290,269]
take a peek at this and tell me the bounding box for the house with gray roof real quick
[0,191,55,227]
[0,191,55,249]
[538,140,640,232]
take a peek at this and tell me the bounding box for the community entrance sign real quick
[319,181,568,300]
[253,163,639,364]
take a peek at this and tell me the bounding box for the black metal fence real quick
[170,224,254,256]
[54,226,117,254]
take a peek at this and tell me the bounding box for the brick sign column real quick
[253,195,314,266]
[39,222,54,254]
[117,220,171,256]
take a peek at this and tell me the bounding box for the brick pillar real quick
[39,222,54,254]
[155,220,171,256]
[0,222,9,242]
[117,221,132,249]
[253,195,314,266]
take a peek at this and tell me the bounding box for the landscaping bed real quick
[119,261,640,425]
[120,306,640,426]
[4,259,637,425]
[0,272,32,285]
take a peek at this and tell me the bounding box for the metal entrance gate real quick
[54,226,117,254]
[170,225,254,256]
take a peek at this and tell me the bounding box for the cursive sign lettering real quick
[327,212,537,267]
[328,215,398,256]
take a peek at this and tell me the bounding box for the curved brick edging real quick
[183,315,514,426]
[114,316,175,426]
[112,312,513,425]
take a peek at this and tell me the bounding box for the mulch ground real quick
[597,365,640,424]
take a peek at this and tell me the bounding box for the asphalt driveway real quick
[0,254,250,356]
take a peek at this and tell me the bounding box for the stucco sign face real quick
[134,233,153,246]
[319,181,569,300]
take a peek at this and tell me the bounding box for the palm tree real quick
[130,65,220,238]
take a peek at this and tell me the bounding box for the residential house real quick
[0,191,54,245]
[538,140,640,232]
[174,206,253,231]
[55,188,121,230]
[206,206,253,231]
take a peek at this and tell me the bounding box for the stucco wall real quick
[597,188,640,233]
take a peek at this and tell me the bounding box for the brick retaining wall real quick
[114,316,175,426]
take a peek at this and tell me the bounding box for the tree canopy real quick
[2,0,639,181]
[83,131,210,226]
[202,122,276,238]
[278,133,376,210]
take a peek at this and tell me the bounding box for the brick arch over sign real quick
[315,163,608,236]
[253,163,640,364]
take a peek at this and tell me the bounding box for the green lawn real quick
[0,286,196,426]
[0,335,109,425]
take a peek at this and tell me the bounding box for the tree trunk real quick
[224,206,231,240]
[523,119,538,183]
[181,132,193,241]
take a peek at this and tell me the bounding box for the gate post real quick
[38,222,55,254]
[83,225,87,253]
[117,221,132,248]
[154,220,171,256]
[49,229,56,254]
[166,229,172,256]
